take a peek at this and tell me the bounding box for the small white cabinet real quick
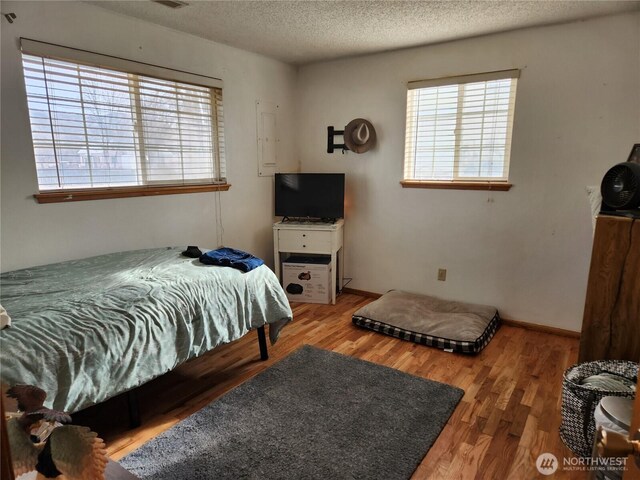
[273,219,344,305]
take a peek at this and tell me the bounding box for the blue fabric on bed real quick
[199,247,264,272]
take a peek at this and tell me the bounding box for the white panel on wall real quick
[256,100,279,176]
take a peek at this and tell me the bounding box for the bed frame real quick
[125,325,268,428]
[2,249,292,430]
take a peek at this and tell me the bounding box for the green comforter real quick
[0,248,292,413]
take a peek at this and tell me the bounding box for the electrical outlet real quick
[438,268,447,281]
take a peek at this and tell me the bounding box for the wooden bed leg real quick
[257,325,268,361]
[127,390,141,429]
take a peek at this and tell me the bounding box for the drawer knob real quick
[303,245,306,248]
[303,234,306,237]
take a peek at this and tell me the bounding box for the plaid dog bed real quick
[352,290,500,354]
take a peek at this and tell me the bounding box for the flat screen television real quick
[275,173,345,220]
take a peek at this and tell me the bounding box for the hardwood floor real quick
[74,293,583,479]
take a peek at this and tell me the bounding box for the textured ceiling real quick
[90,1,640,65]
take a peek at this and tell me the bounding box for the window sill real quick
[34,183,231,204]
[400,180,512,191]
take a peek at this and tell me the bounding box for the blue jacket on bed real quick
[199,247,264,273]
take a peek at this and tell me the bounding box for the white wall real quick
[296,13,640,331]
[0,0,298,272]
[2,4,638,331]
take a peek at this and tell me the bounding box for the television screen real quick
[275,173,345,219]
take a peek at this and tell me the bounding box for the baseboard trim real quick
[342,287,383,299]
[341,288,581,339]
[500,318,580,339]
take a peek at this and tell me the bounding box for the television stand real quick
[273,219,344,305]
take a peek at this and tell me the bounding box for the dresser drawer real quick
[278,230,331,252]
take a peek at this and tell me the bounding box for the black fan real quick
[600,162,640,214]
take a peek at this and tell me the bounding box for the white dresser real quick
[273,219,344,305]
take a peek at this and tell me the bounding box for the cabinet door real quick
[578,216,634,362]
[1,396,14,480]
[610,219,640,361]
[623,379,640,480]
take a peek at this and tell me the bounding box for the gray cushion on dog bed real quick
[352,290,500,354]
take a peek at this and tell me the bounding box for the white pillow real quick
[586,186,602,234]
[0,304,11,329]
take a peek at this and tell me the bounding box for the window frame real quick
[20,38,229,203]
[402,69,519,191]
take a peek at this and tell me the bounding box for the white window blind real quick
[21,46,225,191]
[403,69,519,183]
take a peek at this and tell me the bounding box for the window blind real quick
[22,50,225,191]
[403,69,519,183]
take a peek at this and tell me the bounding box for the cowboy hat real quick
[344,118,376,154]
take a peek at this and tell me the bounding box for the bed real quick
[0,247,293,417]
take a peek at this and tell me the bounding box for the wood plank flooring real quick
[74,293,583,479]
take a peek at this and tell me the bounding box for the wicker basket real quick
[559,360,637,457]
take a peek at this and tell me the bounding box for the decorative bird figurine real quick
[6,384,108,479]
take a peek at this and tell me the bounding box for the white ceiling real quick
[91,0,640,65]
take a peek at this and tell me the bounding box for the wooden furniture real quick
[1,397,14,480]
[3,389,137,479]
[592,392,640,480]
[273,219,344,305]
[17,460,138,480]
[624,389,640,480]
[579,215,640,362]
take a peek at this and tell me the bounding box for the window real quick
[20,39,227,202]
[402,69,519,190]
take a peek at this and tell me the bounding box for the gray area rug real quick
[120,345,464,480]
